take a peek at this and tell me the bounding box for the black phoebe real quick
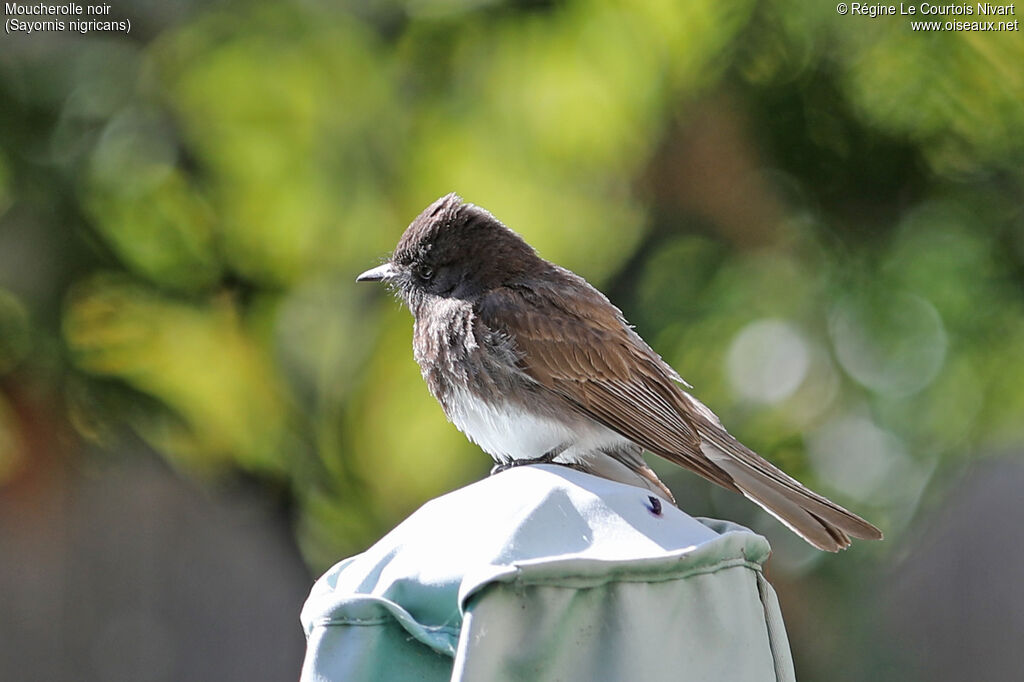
[357,193,882,551]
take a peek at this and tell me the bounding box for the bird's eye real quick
[416,264,435,281]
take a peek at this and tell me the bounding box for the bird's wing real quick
[476,282,738,491]
[478,280,882,551]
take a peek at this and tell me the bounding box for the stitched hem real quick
[308,616,461,636]
[507,555,763,589]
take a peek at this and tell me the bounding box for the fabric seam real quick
[308,616,461,635]
[756,573,790,682]
[506,556,763,590]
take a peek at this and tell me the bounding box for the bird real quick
[357,193,882,551]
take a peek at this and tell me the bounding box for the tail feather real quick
[691,425,882,551]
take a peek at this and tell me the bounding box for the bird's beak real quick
[356,263,396,282]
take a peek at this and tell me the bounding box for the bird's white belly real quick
[445,388,630,464]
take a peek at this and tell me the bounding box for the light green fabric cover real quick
[300,465,796,682]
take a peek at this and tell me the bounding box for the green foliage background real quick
[1,1,1022,678]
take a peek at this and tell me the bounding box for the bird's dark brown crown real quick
[390,193,546,296]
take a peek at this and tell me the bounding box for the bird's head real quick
[357,193,543,312]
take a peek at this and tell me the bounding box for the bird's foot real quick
[490,444,569,475]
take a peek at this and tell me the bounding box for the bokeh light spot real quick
[806,413,905,501]
[726,318,810,404]
[829,292,947,397]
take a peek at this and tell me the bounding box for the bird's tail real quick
[693,422,882,552]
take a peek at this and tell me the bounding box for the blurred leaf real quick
[839,17,1024,170]
[85,165,221,292]
[64,276,294,474]
[0,394,26,485]
[154,5,399,284]
[0,152,12,218]
[0,289,31,375]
